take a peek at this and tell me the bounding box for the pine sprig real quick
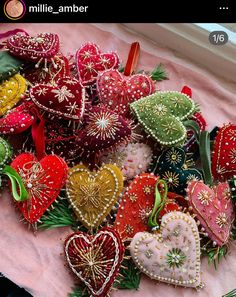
[222,289,236,297]
[69,285,89,297]
[151,63,168,81]
[201,244,228,270]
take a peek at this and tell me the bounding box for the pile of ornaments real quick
[0,29,236,297]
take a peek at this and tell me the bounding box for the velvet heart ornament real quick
[130,91,196,146]
[30,77,85,120]
[115,173,185,240]
[76,42,120,86]
[0,103,34,134]
[0,74,27,116]
[7,32,60,62]
[65,227,125,297]
[97,69,155,116]
[75,106,132,157]
[130,211,201,288]
[212,124,236,181]
[66,164,123,229]
[11,153,68,224]
[0,51,25,81]
[187,180,235,246]
[153,147,203,195]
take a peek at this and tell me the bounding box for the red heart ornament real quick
[97,69,155,115]
[11,153,68,224]
[7,32,60,62]
[65,227,125,297]
[76,43,120,86]
[30,77,86,120]
[187,180,235,246]
[115,173,185,240]
[212,124,236,181]
[0,103,34,134]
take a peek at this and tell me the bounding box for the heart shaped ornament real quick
[30,77,86,120]
[187,181,235,246]
[0,137,12,170]
[7,32,60,62]
[115,173,185,240]
[0,103,34,134]
[66,164,124,229]
[130,211,201,288]
[153,147,203,195]
[212,124,236,181]
[97,69,155,116]
[0,74,27,117]
[65,227,125,297]
[76,43,120,86]
[130,91,196,146]
[11,153,68,224]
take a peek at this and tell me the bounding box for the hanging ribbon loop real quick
[2,165,28,202]
[124,42,140,76]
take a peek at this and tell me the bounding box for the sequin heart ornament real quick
[97,69,155,116]
[0,74,27,117]
[187,180,234,246]
[65,227,125,297]
[130,91,196,146]
[10,153,68,225]
[66,164,124,229]
[30,77,85,120]
[76,42,120,86]
[212,124,236,181]
[130,211,202,288]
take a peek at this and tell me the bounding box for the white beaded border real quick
[0,138,11,167]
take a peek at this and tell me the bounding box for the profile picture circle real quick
[4,0,26,20]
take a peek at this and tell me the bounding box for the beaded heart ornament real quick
[0,51,25,81]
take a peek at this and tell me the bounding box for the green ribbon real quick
[2,165,28,202]
[148,179,168,229]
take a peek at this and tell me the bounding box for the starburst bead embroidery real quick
[170,96,184,107]
[197,190,212,205]
[186,174,200,182]
[129,193,138,202]
[216,212,228,228]
[165,148,182,165]
[154,104,168,116]
[34,87,48,96]
[125,224,134,234]
[161,121,178,135]
[166,248,186,269]
[139,207,152,224]
[66,102,80,114]
[229,148,236,164]
[51,85,74,103]
[78,182,101,209]
[228,129,236,141]
[162,171,179,188]
[143,185,152,194]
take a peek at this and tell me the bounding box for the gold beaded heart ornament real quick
[66,164,124,229]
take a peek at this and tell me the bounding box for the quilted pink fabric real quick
[0,23,236,297]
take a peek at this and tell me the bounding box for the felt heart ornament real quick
[76,42,120,86]
[187,180,235,246]
[153,147,203,195]
[0,74,27,117]
[10,153,68,224]
[0,51,25,82]
[0,103,34,134]
[130,211,201,288]
[97,69,155,116]
[130,91,196,146]
[23,55,70,85]
[115,173,186,240]
[0,137,12,170]
[7,32,60,63]
[212,124,236,181]
[75,106,133,157]
[66,163,124,229]
[65,226,125,297]
[30,77,86,120]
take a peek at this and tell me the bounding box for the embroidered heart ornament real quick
[7,32,60,62]
[11,153,68,224]
[97,69,155,116]
[30,77,85,120]
[187,180,235,246]
[212,124,236,181]
[153,147,203,195]
[0,74,27,117]
[130,91,196,146]
[130,211,201,288]
[0,103,34,134]
[65,227,125,297]
[66,164,124,229]
[0,137,12,170]
[115,173,186,240]
[76,42,120,86]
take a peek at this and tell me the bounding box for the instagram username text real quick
[29,4,89,14]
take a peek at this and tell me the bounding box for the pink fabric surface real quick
[0,23,236,297]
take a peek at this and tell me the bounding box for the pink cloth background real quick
[0,23,236,297]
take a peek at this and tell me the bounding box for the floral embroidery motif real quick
[165,148,182,165]
[125,224,134,234]
[162,171,179,188]
[166,248,186,269]
[129,193,138,202]
[143,185,152,194]
[216,212,228,228]
[197,190,212,205]
[139,207,152,224]
[51,85,75,103]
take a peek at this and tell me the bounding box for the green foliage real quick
[151,63,168,81]
[68,285,89,297]
[222,289,236,297]
[201,243,228,270]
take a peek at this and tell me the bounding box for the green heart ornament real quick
[130,91,196,146]
[0,137,12,170]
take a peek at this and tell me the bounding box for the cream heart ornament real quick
[130,211,202,288]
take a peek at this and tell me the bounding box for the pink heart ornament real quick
[130,211,201,288]
[187,181,235,246]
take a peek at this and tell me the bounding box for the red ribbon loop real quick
[124,42,140,76]
[181,86,192,98]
